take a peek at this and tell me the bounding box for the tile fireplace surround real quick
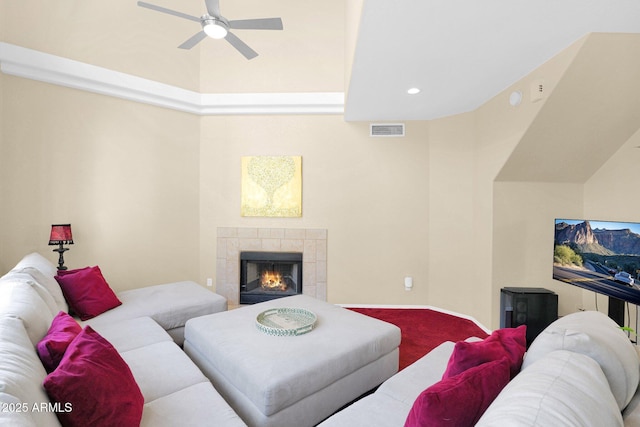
[216,227,327,306]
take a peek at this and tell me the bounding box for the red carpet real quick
[348,307,489,370]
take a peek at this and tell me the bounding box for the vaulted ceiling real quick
[3,0,640,124]
[347,0,640,121]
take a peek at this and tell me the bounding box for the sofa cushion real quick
[623,387,640,427]
[404,356,510,427]
[0,280,55,345]
[623,347,640,426]
[13,252,59,280]
[55,266,122,320]
[43,326,144,427]
[442,325,526,380]
[14,266,69,313]
[0,316,61,427]
[83,281,228,345]
[477,350,623,427]
[378,341,456,406]
[119,341,210,403]
[36,311,82,373]
[140,382,247,427]
[523,310,639,410]
[106,281,226,330]
[1,272,58,317]
[317,388,415,427]
[88,316,172,353]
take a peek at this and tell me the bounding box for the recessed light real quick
[407,88,421,95]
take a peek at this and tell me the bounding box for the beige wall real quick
[459,37,583,327]
[0,75,201,290]
[492,182,585,313]
[0,78,437,309]
[490,129,640,326]
[2,62,639,328]
[585,127,640,218]
[199,116,431,305]
[425,113,484,317]
[583,127,640,321]
[477,47,572,326]
[486,34,640,327]
[4,2,640,331]
[0,70,3,271]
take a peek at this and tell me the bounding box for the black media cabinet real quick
[500,287,558,347]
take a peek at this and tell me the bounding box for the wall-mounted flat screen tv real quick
[554,219,640,306]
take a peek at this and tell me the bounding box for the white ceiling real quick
[346,0,640,121]
[4,1,640,123]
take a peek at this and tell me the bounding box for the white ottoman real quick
[184,295,401,427]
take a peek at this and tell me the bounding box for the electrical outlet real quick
[206,278,213,287]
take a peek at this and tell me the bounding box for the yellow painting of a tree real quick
[241,156,302,217]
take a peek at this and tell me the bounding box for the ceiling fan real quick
[137,0,283,60]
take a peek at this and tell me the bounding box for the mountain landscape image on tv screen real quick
[554,219,640,305]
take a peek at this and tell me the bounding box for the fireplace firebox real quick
[240,252,303,304]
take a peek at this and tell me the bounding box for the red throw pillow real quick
[43,326,144,427]
[36,311,82,372]
[442,325,526,380]
[55,266,121,320]
[404,357,510,427]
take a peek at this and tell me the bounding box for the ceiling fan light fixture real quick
[202,17,228,39]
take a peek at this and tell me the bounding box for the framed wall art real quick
[241,156,302,217]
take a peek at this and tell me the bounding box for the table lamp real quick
[48,224,73,271]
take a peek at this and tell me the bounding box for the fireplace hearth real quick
[240,252,303,304]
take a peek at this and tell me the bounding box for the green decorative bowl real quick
[256,308,317,336]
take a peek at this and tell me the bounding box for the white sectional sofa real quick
[0,252,246,426]
[10,252,228,346]
[6,250,640,427]
[320,310,640,427]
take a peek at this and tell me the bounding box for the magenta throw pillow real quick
[404,357,510,427]
[55,266,121,320]
[442,325,526,380]
[43,326,144,427]
[36,311,82,372]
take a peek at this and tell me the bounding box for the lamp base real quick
[52,245,69,271]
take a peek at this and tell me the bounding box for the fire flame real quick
[260,271,287,291]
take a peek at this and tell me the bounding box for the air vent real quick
[370,123,405,137]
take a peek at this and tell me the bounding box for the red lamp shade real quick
[49,224,74,245]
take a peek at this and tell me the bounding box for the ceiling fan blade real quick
[225,32,258,60]
[178,31,208,49]
[228,18,283,30]
[204,0,221,17]
[137,1,201,23]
